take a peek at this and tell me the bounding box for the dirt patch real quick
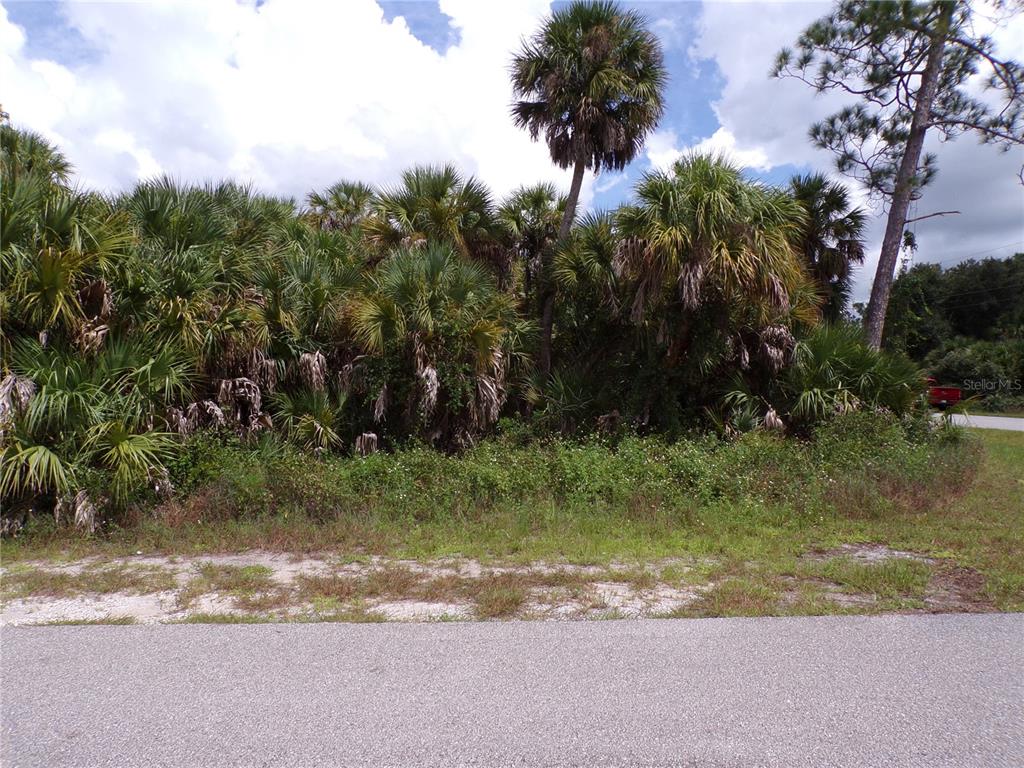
[924,565,995,612]
[797,545,994,613]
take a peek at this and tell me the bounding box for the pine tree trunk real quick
[863,19,948,350]
[539,157,586,376]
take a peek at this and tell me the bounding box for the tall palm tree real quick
[789,173,866,323]
[511,0,667,373]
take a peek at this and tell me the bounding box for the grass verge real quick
[3,420,1022,618]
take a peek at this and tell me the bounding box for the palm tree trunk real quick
[863,16,948,350]
[539,157,586,376]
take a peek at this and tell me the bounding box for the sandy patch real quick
[801,544,936,564]
[2,591,178,626]
[3,553,715,625]
[373,600,474,621]
[4,546,993,625]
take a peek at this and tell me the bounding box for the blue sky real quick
[2,0,1022,301]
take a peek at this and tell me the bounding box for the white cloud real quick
[645,130,682,171]
[593,172,628,195]
[0,0,596,208]
[647,127,771,172]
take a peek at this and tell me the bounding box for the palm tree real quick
[498,183,566,308]
[789,173,866,323]
[2,338,182,524]
[1,124,72,189]
[349,242,523,446]
[362,165,503,272]
[725,324,922,433]
[308,181,375,233]
[2,133,132,346]
[616,153,814,363]
[511,0,667,373]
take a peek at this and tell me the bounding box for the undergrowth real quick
[2,411,980,560]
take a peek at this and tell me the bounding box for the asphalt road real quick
[947,413,1024,431]
[3,614,1022,767]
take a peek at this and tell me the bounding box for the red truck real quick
[926,377,961,409]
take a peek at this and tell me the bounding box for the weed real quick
[475,587,526,618]
[294,573,362,601]
[810,557,932,599]
[175,612,275,624]
[177,563,277,609]
[675,579,780,618]
[308,604,387,623]
[604,568,657,591]
[2,564,176,599]
[362,565,422,597]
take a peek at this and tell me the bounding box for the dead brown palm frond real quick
[472,374,501,430]
[677,259,706,311]
[337,356,367,394]
[166,398,227,437]
[419,365,440,418]
[412,333,430,376]
[247,348,279,394]
[763,408,786,433]
[354,432,378,457]
[0,374,36,425]
[729,334,751,371]
[373,384,389,424]
[77,278,112,321]
[298,350,327,392]
[75,319,108,353]
[54,489,97,532]
[185,400,226,433]
[217,377,263,434]
[759,324,796,374]
[165,406,187,435]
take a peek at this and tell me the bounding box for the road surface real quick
[947,413,1024,431]
[3,614,1021,767]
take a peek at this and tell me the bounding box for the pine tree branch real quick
[903,210,960,224]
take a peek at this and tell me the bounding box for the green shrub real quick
[134,409,978,535]
[927,338,1023,395]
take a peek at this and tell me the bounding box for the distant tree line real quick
[884,254,1024,404]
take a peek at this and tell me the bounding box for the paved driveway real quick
[947,413,1024,431]
[3,614,1021,767]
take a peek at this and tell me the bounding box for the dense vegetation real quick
[0,123,930,534]
[5,411,978,566]
[0,1,938,535]
[884,255,1024,410]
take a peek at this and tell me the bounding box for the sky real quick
[2,0,1023,303]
